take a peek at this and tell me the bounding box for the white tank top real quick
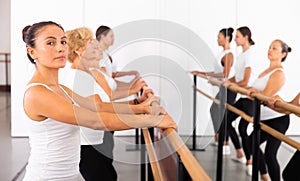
[23,83,82,181]
[99,50,117,77]
[213,49,235,79]
[94,68,117,91]
[59,68,107,145]
[252,68,285,120]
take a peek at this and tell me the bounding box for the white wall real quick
[11,0,300,138]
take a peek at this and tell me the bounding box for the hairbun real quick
[288,47,292,52]
[228,27,234,34]
[22,25,31,43]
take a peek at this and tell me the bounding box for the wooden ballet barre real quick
[164,128,212,181]
[141,86,165,181]
[0,52,10,55]
[194,73,300,118]
[141,86,211,180]
[196,87,300,151]
[142,128,165,181]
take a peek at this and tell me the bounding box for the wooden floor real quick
[0,91,297,181]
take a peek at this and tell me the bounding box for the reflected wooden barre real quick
[141,86,211,180]
[193,73,300,120]
[0,52,10,55]
[0,60,11,63]
[0,52,11,63]
[196,86,300,151]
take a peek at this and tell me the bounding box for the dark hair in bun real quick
[275,39,292,62]
[219,27,234,42]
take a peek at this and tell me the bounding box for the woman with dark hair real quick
[95,25,140,90]
[246,39,292,181]
[223,26,263,175]
[21,21,176,180]
[191,27,242,157]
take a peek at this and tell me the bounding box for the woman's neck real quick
[223,44,230,50]
[99,41,109,50]
[242,43,250,52]
[34,66,59,86]
[269,60,282,69]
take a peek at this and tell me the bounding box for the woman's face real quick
[217,32,226,47]
[27,25,67,68]
[268,40,286,61]
[79,40,103,68]
[234,30,246,46]
[103,30,114,47]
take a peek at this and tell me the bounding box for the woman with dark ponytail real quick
[222,26,263,176]
[192,27,245,159]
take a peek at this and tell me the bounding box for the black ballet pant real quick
[282,150,300,181]
[223,98,254,152]
[80,131,117,181]
[210,89,239,146]
[249,115,290,181]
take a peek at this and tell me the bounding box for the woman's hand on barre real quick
[148,106,167,115]
[246,88,259,100]
[155,114,178,131]
[190,70,206,76]
[127,70,140,77]
[222,80,235,88]
[140,95,160,106]
[129,79,147,95]
[138,87,154,102]
[267,95,283,109]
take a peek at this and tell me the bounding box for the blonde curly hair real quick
[65,27,94,63]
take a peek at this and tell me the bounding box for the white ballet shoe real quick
[246,165,252,176]
[231,156,247,164]
[223,145,231,155]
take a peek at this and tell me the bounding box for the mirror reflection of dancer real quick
[22,21,177,180]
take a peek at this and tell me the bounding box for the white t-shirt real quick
[252,68,285,120]
[23,83,82,181]
[234,47,262,97]
[99,50,117,77]
[60,68,107,145]
[213,49,235,79]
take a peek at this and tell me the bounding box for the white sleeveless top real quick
[99,50,117,77]
[213,49,235,79]
[23,83,82,181]
[252,68,285,120]
[59,68,107,145]
[90,67,117,91]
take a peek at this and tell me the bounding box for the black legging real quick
[249,115,290,181]
[80,131,117,181]
[226,98,254,154]
[210,89,238,145]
